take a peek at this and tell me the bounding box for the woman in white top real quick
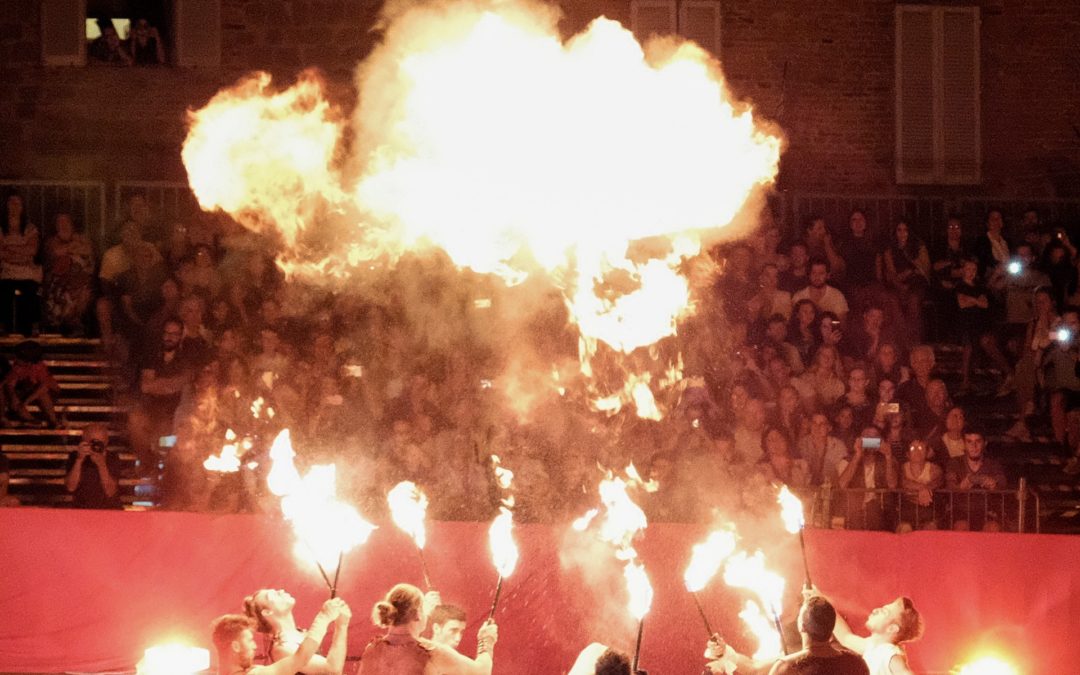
[900,439,943,530]
[792,345,846,410]
[0,193,42,335]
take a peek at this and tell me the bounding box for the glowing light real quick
[266,429,376,572]
[684,528,738,592]
[723,550,786,660]
[136,644,209,675]
[777,485,805,534]
[388,481,430,550]
[488,455,520,578]
[203,428,241,473]
[738,600,782,661]
[954,656,1019,675]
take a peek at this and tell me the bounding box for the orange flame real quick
[266,429,376,570]
[136,644,209,675]
[777,485,806,534]
[387,481,430,550]
[723,550,786,660]
[684,528,738,593]
[737,599,783,661]
[182,1,782,421]
[203,428,242,473]
[489,455,520,578]
[953,656,1019,675]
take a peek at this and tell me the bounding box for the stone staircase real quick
[933,343,1080,533]
[0,336,147,508]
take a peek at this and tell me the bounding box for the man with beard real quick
[212,599,342,675]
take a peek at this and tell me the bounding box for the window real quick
[41,0,219,68]
[895,5,981,185]
[629,0,721,57]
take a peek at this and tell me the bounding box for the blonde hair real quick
[372,583,423,627]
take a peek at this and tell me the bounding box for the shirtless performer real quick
[805,588,922,675]
[359,583,499,675]
[242,589,352,674]
[212,599,342,675]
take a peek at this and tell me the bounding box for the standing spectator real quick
[836,428,898,530]
[128,319,195,475]
[117,243,168,345]
[792,258,849,321]
[43,212,94,336]
[1044,238,1078,309]
[88,19,132,65]
[881,221,931,343]
[953,259,1012,395]
[2,340,60,428]
[973,209,1010,278]
[989,243,1050,353]
[129,18,166,65]
[835,209,880,294]
[1005,288,1058,441]
[0,192,42,336]
[779,243,810,293]
[803,216,846,279]
[64,423,122,509]
[932,216,969,292]
[1043,309,1080,447]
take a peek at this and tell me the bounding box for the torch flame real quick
[203,428,241,473]
[684,528,738,593]
[954,656,1019,675]
[723,550,785,617]
[777,485,806,534]
[738,600,783,661]
[265,429,376,571]
[488,455,520,578]
[136,644,210,675]
[624,560,653,621]
[388,481,430,550]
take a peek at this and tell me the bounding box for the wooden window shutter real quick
[41,0,86,66]
[679,1,722,57]
[174,0,221,68]
[895,5,981,185]
[630,0,678,44]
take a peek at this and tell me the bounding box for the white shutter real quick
[940,8,980,183]
[41,0,86,66]
[895,5,981,185]
[679,0,721,57]
[895,5,936,183]
[630,0,677,44]
[174,0,221,68]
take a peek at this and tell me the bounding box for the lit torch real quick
[777,485,812,589]
[723,551,788,657]
[575,466,656,673]
[387,481,433,589]
[487,455,519,620]
[266,429,376,597]
[203,428,241,473]
[683,528,737,638]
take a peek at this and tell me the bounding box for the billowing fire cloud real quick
[182,0,782,418]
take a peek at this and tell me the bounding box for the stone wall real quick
[1,0,1077,198]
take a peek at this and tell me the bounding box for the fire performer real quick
[428,604,468,651]
[211,599,341,675]
[805,588,921,675]
[360,583,499,675]
[242,589,351,674]
[766,596,868,675]
[567,643,632,675]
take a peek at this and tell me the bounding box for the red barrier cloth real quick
[0,509,1077,673]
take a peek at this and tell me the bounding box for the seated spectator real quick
[930,405,968,461]
[1043,308,1080,447]
[64,423,122,509]
[803,215,846,279]
[779,242,810,294]
[761,314,804,374]
[830,404,857,449]
[872,341,910,385]
[842,305,895,365]
[1006,287,1058,441]
[816,312,844,353]
[836,365,875,431]
[792,258,849,321]
[797,412,847,487]
[915,379,950,438]
[762,355,794,401]
[881,220,931,343]
[771,385,807,449]
[791,345,845,410]
[877,377,898,408]
[881,405,914,464]
[2,340,60,428]
[117,242,168,344]
[717,244,756,317]
[899,439,943,530]
[895,346,938,422]
[748,222,788,274]
[989,243,1050,351]
[759,426,810,488]
[1044,239,1077,309]
[747,263,792,325]
[178,294,213,361]
[946,428,1007,530]
[0,192,42,336]
[972,209,1010,278]
[787,299,820,369]
[953,258,1012,395]
[88,19,132,65]
[43,212,94,336]
[178,244,221,299]
[732,397,767,464]
[835,208,880,295]
[129,17,166,65]
[836,427,898,530]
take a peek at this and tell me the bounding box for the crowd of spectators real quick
[2,189,1075,529]
[88,17,167,66]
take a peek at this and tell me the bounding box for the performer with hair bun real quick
[211,599,342,675]
[359,583,498,675]
[241,588,351,674]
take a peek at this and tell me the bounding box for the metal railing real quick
[774,192,1080,253]
[113,180,204,233]
[0,180,107,244]
[799,479,1040,533]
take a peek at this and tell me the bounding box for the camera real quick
[89,440,106,454]
[861,437,881,450]
[830,319,842,329]
[885,402,901,414]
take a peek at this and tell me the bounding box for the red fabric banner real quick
[0,509,1076,673]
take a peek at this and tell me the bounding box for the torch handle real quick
[314,559,335,597]
[632,618,644,673]
[487,575,504,621]
[690,591,715,638]
[331,551,343,599]
[417,547,433,591]
[798,529,813,589]
[771,610,788,656]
